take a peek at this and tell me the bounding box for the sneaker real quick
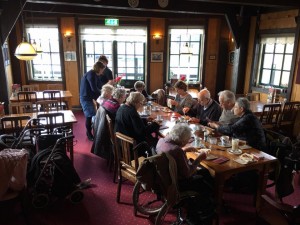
[86,131,94,141]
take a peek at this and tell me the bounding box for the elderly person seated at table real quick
[115,92,160,155]
[102,88,126,121]
[168,80,196,115]
[218,90,239,125]
[208,97,266,151]
[156,123,212,194]
[185,88,222,126]
[96,84,114,105]
[130,81,150,100]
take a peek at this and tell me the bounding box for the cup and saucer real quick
[218,136,231,147]
[227,148,243,155]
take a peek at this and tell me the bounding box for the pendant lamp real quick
[14,10,37,61]
[180,42,193,56]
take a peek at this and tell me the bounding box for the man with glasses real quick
[188,88,222,126]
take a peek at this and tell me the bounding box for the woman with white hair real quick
[96,84,114,105]
[156,123,212,194]
[115,92,160,155]
[130,81,150,99]
[102,88,126,120]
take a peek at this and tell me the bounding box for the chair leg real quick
[117,176,122,203]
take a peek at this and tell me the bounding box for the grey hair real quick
[200,88,211,99]
[126,92,145,106]
[134,81,145,90]
[218,90,236,103]
[113,88,126,100]
[169,123,192,146]
[236,97,250,111]
[101,84,114,98]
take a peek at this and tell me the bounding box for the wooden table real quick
[143,103,278,225]
[2,110,77,162]
[10,91,73,110]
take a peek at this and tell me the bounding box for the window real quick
[26,26,62,81]
[167,27,205,82]
[256,35,295,89]
[80,25,146,81]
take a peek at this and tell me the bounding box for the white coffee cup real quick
[232,138,239,151]
[220,135,229,145]
[209,137,217,145]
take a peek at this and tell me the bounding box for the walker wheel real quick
[32,193,49,209]
[69,190,84,204]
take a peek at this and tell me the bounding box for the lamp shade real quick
[15,41,37,60]
[180,42,193,56]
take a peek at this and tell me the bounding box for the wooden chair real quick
[17,91,37,103]
[106,114,118,183]
[246,92,260,101]
[0,115,31,137]
[37,112,65,134]
[22,84,39,91]
[278,101,300,136]
[9,102,34,114]
[257,194,300,225]
[36,100,59,112]
[151,89,166,106]
[43,90,67,110]
[259,103,282,129]
[115,132,145,203]
[46,84,63,90]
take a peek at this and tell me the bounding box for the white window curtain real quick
[260,36,295,45]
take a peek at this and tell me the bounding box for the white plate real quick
[217,142,231,148]
[227,149,243,155]
[239,145,252,150]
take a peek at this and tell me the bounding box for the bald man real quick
[188,89,222,126]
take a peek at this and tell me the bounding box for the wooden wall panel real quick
[204,18,221,98]
[260,10,298,30]
[149,18,165,94]
[60,17,79,107]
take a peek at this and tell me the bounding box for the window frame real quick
[25,24,63,82]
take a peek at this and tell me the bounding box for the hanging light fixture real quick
[32,40,43,54]
[180,42,193,56]
[14,10,37,61]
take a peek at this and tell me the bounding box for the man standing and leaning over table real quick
[80,61,106,141]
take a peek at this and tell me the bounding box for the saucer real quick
[227,149,242,155]
[217,142,231,148]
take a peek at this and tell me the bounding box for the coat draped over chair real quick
[91,106,112,159]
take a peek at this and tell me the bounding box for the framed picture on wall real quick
[151,52,163,63]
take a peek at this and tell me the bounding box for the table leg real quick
[255,164,270,211]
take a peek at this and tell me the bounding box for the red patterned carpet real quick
[1,110,299,225]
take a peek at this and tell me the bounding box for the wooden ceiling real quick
[0,0,299,46]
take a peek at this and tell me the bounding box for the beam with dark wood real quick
[225,12,241,49]
[0,0,26,45]
[185,0,300,8]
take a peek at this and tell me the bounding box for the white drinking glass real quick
[232,138,239,151]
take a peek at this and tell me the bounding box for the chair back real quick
[37,112,65,133]
[9,102,34,114]
[151,89,166,106]
[0,115,31,137]
[260,103,281,129]
[17,91,37,103]
[258,194,300,225]
[278,101,300,126]
[46,84,63,90]
[106,114,118,182]
[36,100,59,112]
[43,90,65,110]
[22,84,39,92]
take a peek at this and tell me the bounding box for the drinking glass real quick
[232,138,239,151]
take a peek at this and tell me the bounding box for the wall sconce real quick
[152,34,163,44]
[64,31,73,42]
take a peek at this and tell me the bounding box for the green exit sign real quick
[105,18,119,26]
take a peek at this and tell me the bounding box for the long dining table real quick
[141,102,278,225]
[1,110,77,162]
[9,90,73,110]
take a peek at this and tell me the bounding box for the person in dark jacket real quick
[209,97,266,151]
[80,61,106,141]
[115,92,160,156]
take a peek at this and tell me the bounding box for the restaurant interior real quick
[0,0,300,225]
